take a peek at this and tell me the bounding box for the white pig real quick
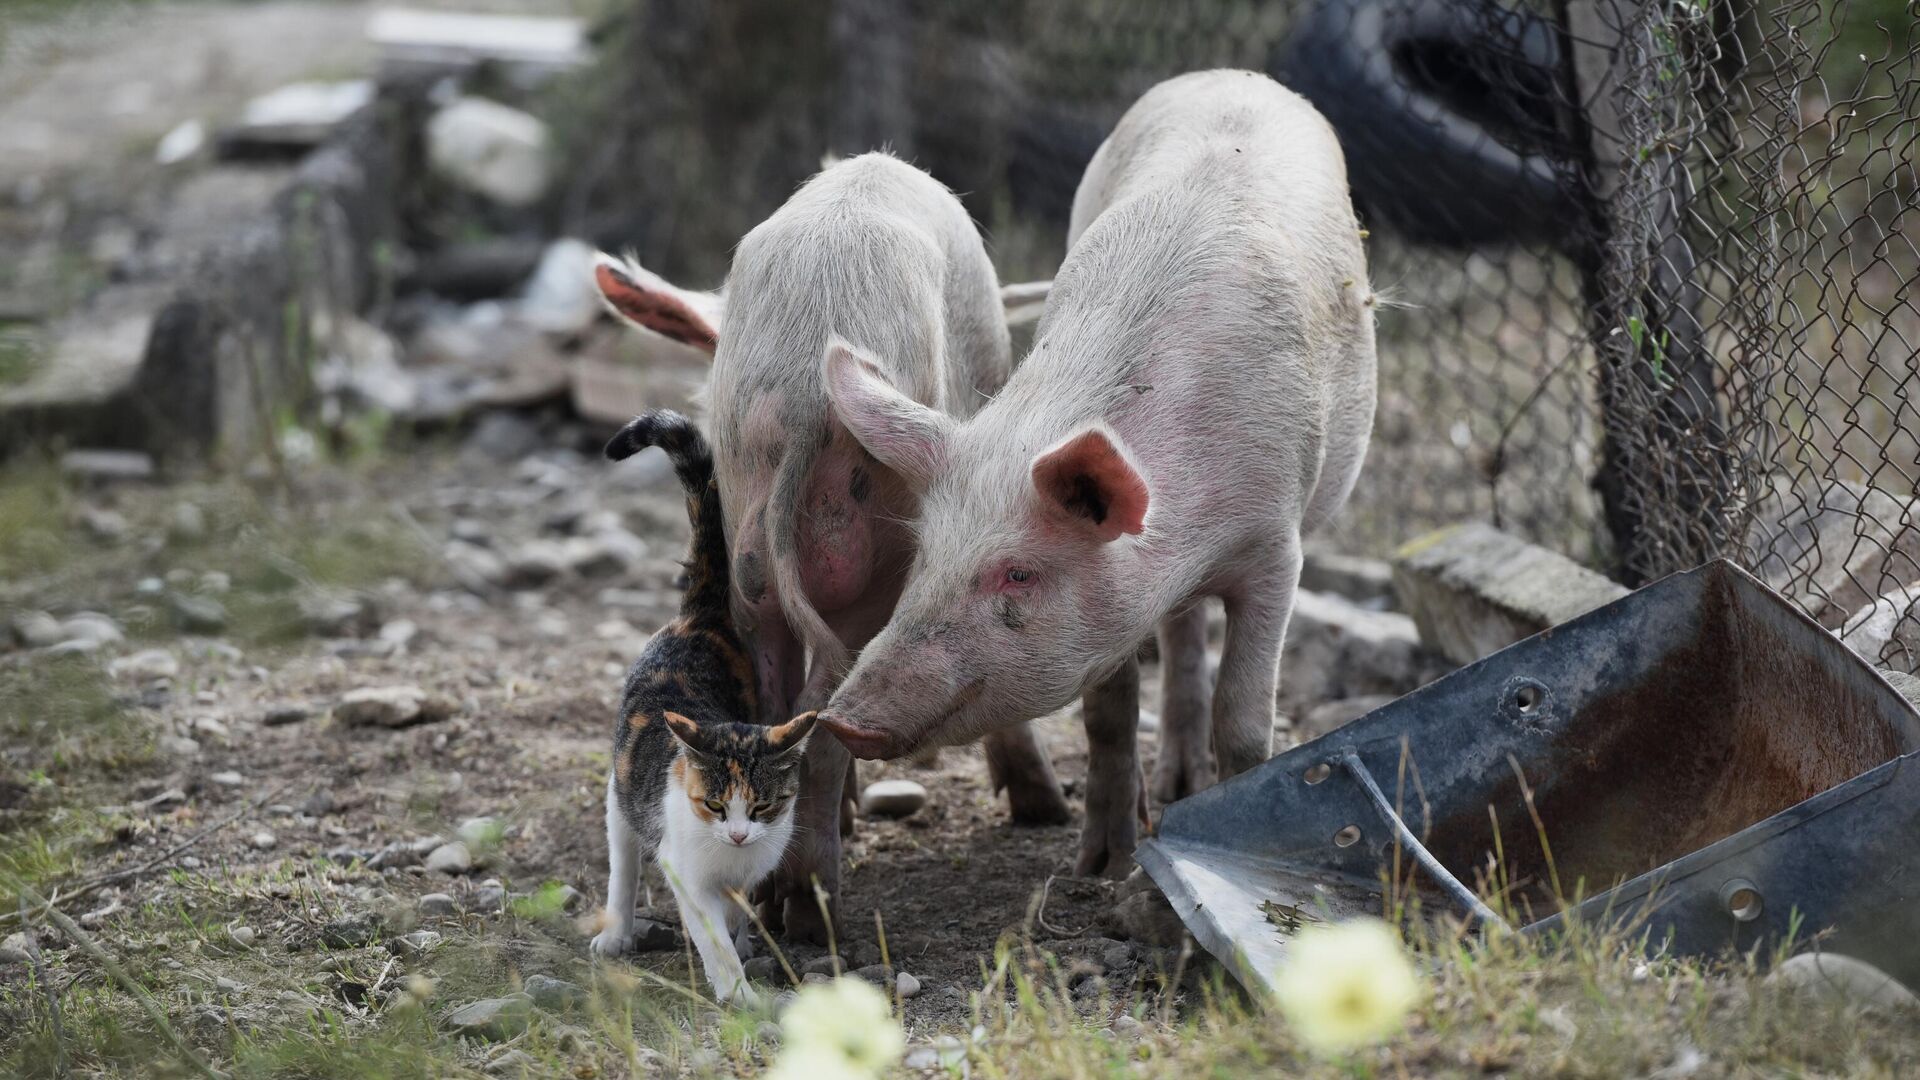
[817,71,1377,876]
[593,153,1070,939]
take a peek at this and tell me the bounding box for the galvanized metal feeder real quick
[1138,560,1920,996]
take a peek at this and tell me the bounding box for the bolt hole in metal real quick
[1515,684,1542,713]
[1303,762,1332,785]
[1334,824,1362,848]
[1721,878,1763,922]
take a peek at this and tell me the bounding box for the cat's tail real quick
[604,410,730,621]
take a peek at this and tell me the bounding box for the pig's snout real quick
[818,709,902,760]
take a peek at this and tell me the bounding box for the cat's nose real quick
[728,833,748,845]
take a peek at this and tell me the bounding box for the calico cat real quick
[591,409,815,1007]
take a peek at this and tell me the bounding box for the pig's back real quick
[1049,70,1375,537]
[728,153,1008,420]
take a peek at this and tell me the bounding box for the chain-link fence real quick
[568,0,1920,671]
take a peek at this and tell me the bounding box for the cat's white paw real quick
[590,927,635,957]
[715,977,762,1010]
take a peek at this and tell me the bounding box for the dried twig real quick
[1030,875,1089,939]
[18,894,69,1078]
[3,783,291,928]
[10,877,227,1080]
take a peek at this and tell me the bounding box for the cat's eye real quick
[703,798,727,819]
[751,802,778,820]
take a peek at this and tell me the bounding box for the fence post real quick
[1560,0,1734,584]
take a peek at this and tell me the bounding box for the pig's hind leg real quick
[1211,537,1302,780]
[1152,602,1217,804]
[1075,658,1150,878]
[984,723,1071,826]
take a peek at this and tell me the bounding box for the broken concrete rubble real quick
[1392,522,1629,665]
[1840,583,1920,669]
[1280,589,1445,712]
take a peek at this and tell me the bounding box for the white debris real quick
[427,97,551,208]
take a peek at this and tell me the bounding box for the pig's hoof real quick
[1074,821,1139,879]
[1150,751,1216,805]
[1006,777,1072,827]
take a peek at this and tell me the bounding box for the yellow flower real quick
[775,976,905,1078]
[1272,917,1421,1055]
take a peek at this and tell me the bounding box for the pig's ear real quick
[592,251,723,356]
[1030,426,1150,542]
[822,337,954,491]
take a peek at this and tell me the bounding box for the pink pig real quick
[817,71,1378,876]
[594,153,1070,939]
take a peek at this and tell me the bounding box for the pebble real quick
[249,831,278,850]
[334,685,454,729]
[755,1021,781,1045]
[1111,1014,1146,1040]
[167,592,228,633]
[78,506,129,542]
[198,571,231,595]
[1,932,32,964]
[108,648,179,681]
[158,734,201,759]
[301,789,335,816]
[228,925,257,948]
[191,716,231,740]
[392,930,443,956]
[465,882,507,913]
[319,912,382,948]
[215,976,246,995]
[743,955,783,983]
[426,841,474,874]
[801,972,832,986]
[859,779,928,819]
[1768,952,1920,1010]
[503,541,569,588]
[210,771,244,787]
[301,593,370,637]
[457,816,503,849]
[523,974,585,1010]
[896,971,922,999]
[418,892,458,917]
[444,541,509,590]
[59,612,125,648]
[379,619,419,648]
[12,611,65,649]
[802,954,844,977]
[258,702,309,727]
[442,993,532,1039]
[60,449,154,481]
[368,841,423,870]
[628,917,681,951]
[136,577,166,596]
[168,502,207,543]
[484,1049,537,1075]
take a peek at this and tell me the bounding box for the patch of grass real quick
[0,460,71,579]
[0,657,153,780]
[0,325,43,387]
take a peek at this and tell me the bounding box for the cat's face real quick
[666,712,815,849]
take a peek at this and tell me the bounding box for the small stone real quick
[904,1046,939,1070]
[802,955,844,977]
[167,592,228,633]
[427,97,552,207]
[228,925,257,947]
[168,502,207,544]
[210,770,245,787]
[263,704,312,727]
[59,612,124,648]
[523,974,585,1010]
[109,648,179,681]
[896,971,922,999]
[418,893,457,917]
[192,716,231,740]
[743,955,783,983]
[334,685,454,729]
[214,976,246,995]
[457,816,503,849]
[801,972,832,985]
[442,993,533,1039]
[319,912,382,948]
[1,932,33,964]
[859,779,927,819]
[466,883,507,913]
[853,963,892,986]
[484,1048,538,1075]
[392,930,443,956]
[379,619,419,648]
[11,611,65,649]
[198,571,231,594]
[136,577,166,596]
[78,505,130,542]
[249,831,277,850]
[1768,952,1920,1010]
[60,449,154,482]
[158,735,201,758]
[503,541,569,588]
[756,1021,782,1045]
[1111,1014,1146,1040]
[426,841,474,874]
[301,789,335,816]
[369,842,423,870]
[1100,941,1134,972]
[629,917,681,951]
[445,542,509,591]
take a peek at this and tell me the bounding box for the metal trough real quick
[1138,559,1920,996]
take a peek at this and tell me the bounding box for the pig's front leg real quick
[764,660,849,945]
[984,724,1072,825]
[1075,658,1149,878]
[1152,602,1216,804]
[1212,540,1302,780]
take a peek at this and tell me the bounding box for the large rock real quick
[427,98,551,208]
[442,994,533,1039]
[1882,669,1920,708]
[1281,590,1445,711]
[1299,549,1395,607]
[1393,523,1628,666]
[1840,584,1920,669]
[1767,951,1919,1011]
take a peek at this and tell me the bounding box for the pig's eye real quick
[1005,568,1033,586]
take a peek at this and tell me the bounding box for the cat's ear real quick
[764,711,817,761]
[664,712,713,758]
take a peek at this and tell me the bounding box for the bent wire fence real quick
[569,0,1920,671]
